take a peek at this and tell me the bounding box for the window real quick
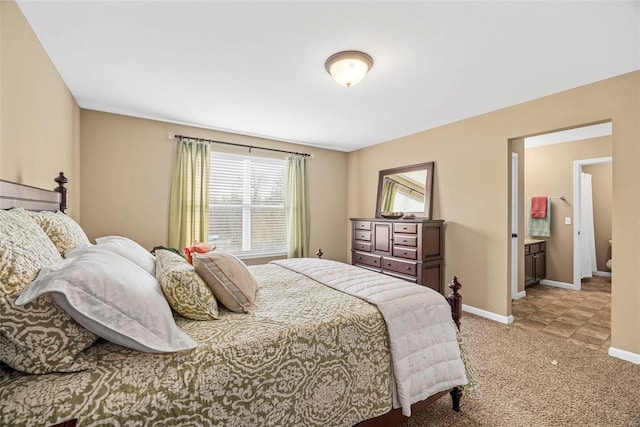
[209,152,286,258]
[393,189,424,212]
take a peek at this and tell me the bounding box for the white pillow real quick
[94,235,156,275]
[16,248,197,353]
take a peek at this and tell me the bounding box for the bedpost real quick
[450,387,462,412]
[447,276,463,413]
[53,172,68,213]
[447,276,462,329]
[315,248,323,259]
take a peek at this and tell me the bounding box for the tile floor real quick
[512,276,611,352]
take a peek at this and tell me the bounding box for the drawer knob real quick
[403,252,408,255]
[406,267,411,271]
[387,263,392,266]
[357,256,362,260]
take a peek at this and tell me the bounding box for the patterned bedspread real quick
[0,264,393,427]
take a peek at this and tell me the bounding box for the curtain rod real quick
[173,133,312,157]
[384,176,425,196]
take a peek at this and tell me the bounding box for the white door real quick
[573,156,612,289]
[511,153,522,299]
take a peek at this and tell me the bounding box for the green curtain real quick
[285,155,310,258]
[381,178,398,212]
[168,139,210,249]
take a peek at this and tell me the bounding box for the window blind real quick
[209,151,286,257]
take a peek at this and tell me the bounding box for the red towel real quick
[531,196,547,218]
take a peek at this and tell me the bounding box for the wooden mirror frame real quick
[375,161,434,219]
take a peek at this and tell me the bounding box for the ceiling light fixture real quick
[325,50,373,88]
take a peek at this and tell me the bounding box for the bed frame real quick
[1,173,464,427]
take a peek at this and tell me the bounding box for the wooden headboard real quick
[0,172,68,212]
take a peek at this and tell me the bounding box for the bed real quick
[0,174,474,427]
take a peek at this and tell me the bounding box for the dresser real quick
[350,218,445,294]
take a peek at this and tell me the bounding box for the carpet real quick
[401,314,640,427]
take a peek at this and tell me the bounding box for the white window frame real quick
[209,152,287,259]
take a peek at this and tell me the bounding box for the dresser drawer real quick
[393,223,418,234]
[525,242,545,255]
[383,270,419,283]
[353,241,372,252]
[353,252,381,269]
[353,221,372,231]
[392,246,418,260]
[354,231,372,242]
[382,257,418,276]
[393,234,417,247]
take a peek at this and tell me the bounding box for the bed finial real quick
[54,172,68,213]
[447,276,462,329]
[315,248,323,259]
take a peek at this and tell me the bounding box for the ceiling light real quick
[325,50,373,88]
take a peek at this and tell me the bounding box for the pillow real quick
[94,235,155,275]
[155,250,219,320]
[30,210,90,256]
[192,250,259,313]
[16,248,197,353]
[0,208,97,374]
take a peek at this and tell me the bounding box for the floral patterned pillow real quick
[30,210,90,256]
[155,250,219,320]
[0,208,98,373]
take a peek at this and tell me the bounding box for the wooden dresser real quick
[350,218,445,294]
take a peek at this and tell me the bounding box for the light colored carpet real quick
[402,314,640,427]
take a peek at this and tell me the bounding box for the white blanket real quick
[272,258,468,417]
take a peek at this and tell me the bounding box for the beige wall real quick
[583,162,613,272]
[3,0,638,358]
[79,110,348,263]
[0,1,81,217]
[525,136,612,283]
[348,71,640,356]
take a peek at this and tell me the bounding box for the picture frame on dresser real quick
[375,161,434,219]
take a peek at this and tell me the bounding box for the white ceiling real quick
[16,1,640,152]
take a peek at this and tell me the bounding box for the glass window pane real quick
[209,151,286,255]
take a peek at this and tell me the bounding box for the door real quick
[511,153,521,299]
[573,156,612,290]
[373,222,392,255]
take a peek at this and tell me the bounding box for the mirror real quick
[375,161,434,219]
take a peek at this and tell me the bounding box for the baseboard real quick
[512,290,526,300]
[593,271,612,278]
[608,347,640,364]
[539,279,578,290]
[462,304,514,324]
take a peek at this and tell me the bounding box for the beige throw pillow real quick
[155,250,219,320]
[193,250,258,313]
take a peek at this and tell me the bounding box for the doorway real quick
[509,121,612,299]
[509,121,613,344]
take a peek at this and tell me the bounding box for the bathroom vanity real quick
[524,239,546,287]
